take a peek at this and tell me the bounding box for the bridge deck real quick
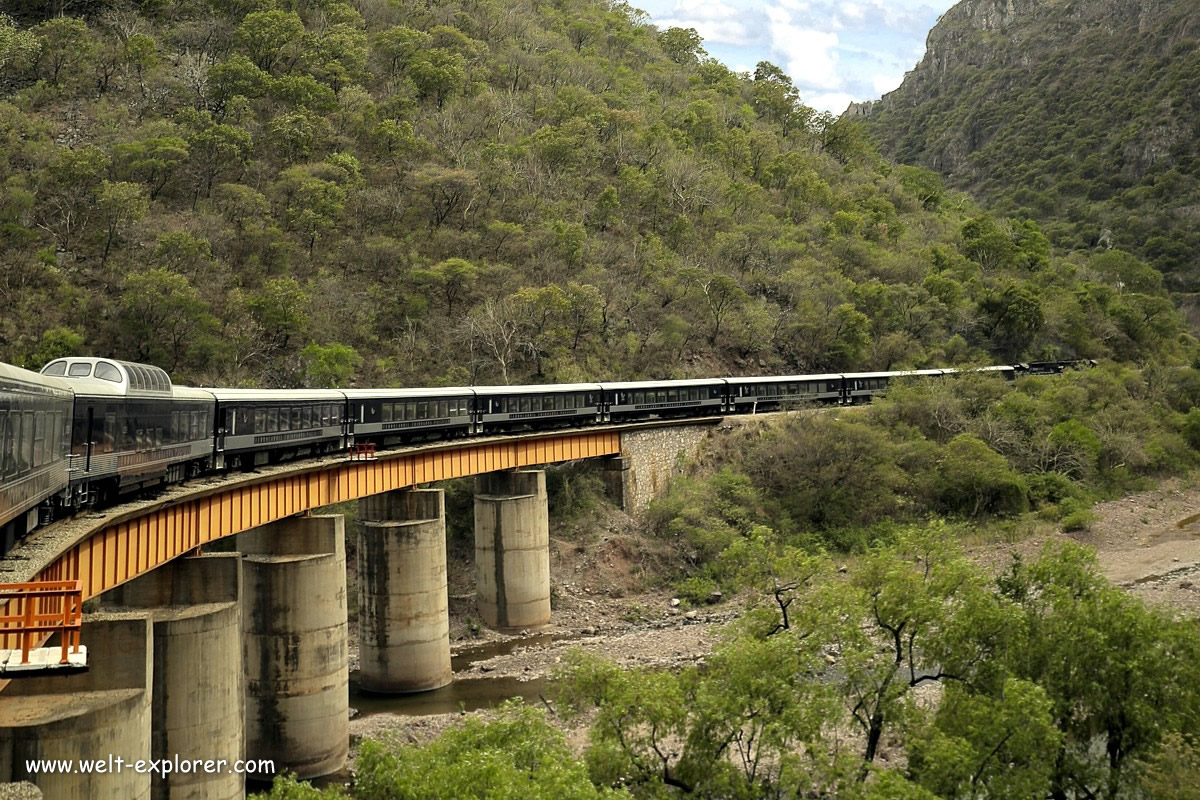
[0,420,720,607]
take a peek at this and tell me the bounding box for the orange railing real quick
[0,580,83,665]
[348,442,377,461]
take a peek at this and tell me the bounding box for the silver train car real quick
[41,357,215,504]
[0,363,73,552]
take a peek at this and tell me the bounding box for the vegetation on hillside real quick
[650,366,1200,583]
[864,0,1200,291]
[0,0,1189,388]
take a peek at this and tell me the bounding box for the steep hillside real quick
[863,0,1200,290]
[0,0,1187,389]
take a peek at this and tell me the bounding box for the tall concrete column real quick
[357,489,452,693]
[105,553,244,800]
[474,470,551,631]
[240,514,348,780]
[0,614,154,800]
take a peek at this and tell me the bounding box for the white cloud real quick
[636,0,957,107]
[840,2,866,22]
[805,91,857,113]
[655,0,760,46]
[872,72,904,95]
[765,5,842,89]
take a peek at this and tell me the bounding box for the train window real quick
[381,403,392,423]
[104,413,117,452]
[95,362,121,382]
[22,411,33,469]
[254,409,266,432]
[68,363,92,377]
[0,411,8,476]
[413,402,425,419]
[33,413,44,467]
[437,401,448,418]
[9,413,21,473]
[290,408,301,430]
[402,402,413,420]
[42,360,67,376]
[170,412,179,442]
[666,389,677,402]
[266,409,278,433]
[513,397,524,413]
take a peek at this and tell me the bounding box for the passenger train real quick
[0,356,1093,555]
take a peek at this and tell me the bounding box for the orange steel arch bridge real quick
[0,426,631,663]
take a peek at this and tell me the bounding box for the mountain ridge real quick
[861,0,1200,287]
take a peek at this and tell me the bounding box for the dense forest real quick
[862,0,1200,293]
[0,0,1191,391]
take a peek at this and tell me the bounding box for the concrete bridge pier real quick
[0,615,154,800]
[357,489,452,693]
[104,553,244,800]
[474,470,551,632]
[240,514,348,780]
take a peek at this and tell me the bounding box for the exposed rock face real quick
[861,0,1200,286]
[866,0,1195,180]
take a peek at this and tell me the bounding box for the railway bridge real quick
[0,419,720,799]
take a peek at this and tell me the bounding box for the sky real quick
[634,0,958,113]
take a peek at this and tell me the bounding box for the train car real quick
[725,375,842,413]
[210,388,346,469]
[842,369,946,404]
[474,383,603,434]
[41,357,215,503]
[343,387,474,445]
[1016,360,1094,377]
[0,363,73,553]
[597,379,724,422]
[938,365,1017,382]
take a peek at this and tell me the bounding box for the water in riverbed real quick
[349,631,579,718]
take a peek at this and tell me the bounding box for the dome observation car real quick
[41,358,172,396]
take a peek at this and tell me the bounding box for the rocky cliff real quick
[863,0,1200,285]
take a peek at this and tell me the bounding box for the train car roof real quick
[0,361,74,397]
[600,378,726,390]
[172,385,217,402]
[941,366,1015,375]
[41,357,175,397]
[207,388,346,402]
[843,370,946,379]
[724,374,842,384]
[342,387,474,399]
[472,383,604,396]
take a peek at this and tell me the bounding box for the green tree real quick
[236,10,304,73]
[33,17,94,86]
[96,180,149,264]
[909,679,1061,800]
[415,257,478,318]
[658,27,705,65]
[119,268,216,371]
[935,434,1027,517]
[273,165,347,254]
[354,701,624,800]
[300,342,361,388]
[0,13,37,72]
[113,137,189,200]
[1000,543,1200,800]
